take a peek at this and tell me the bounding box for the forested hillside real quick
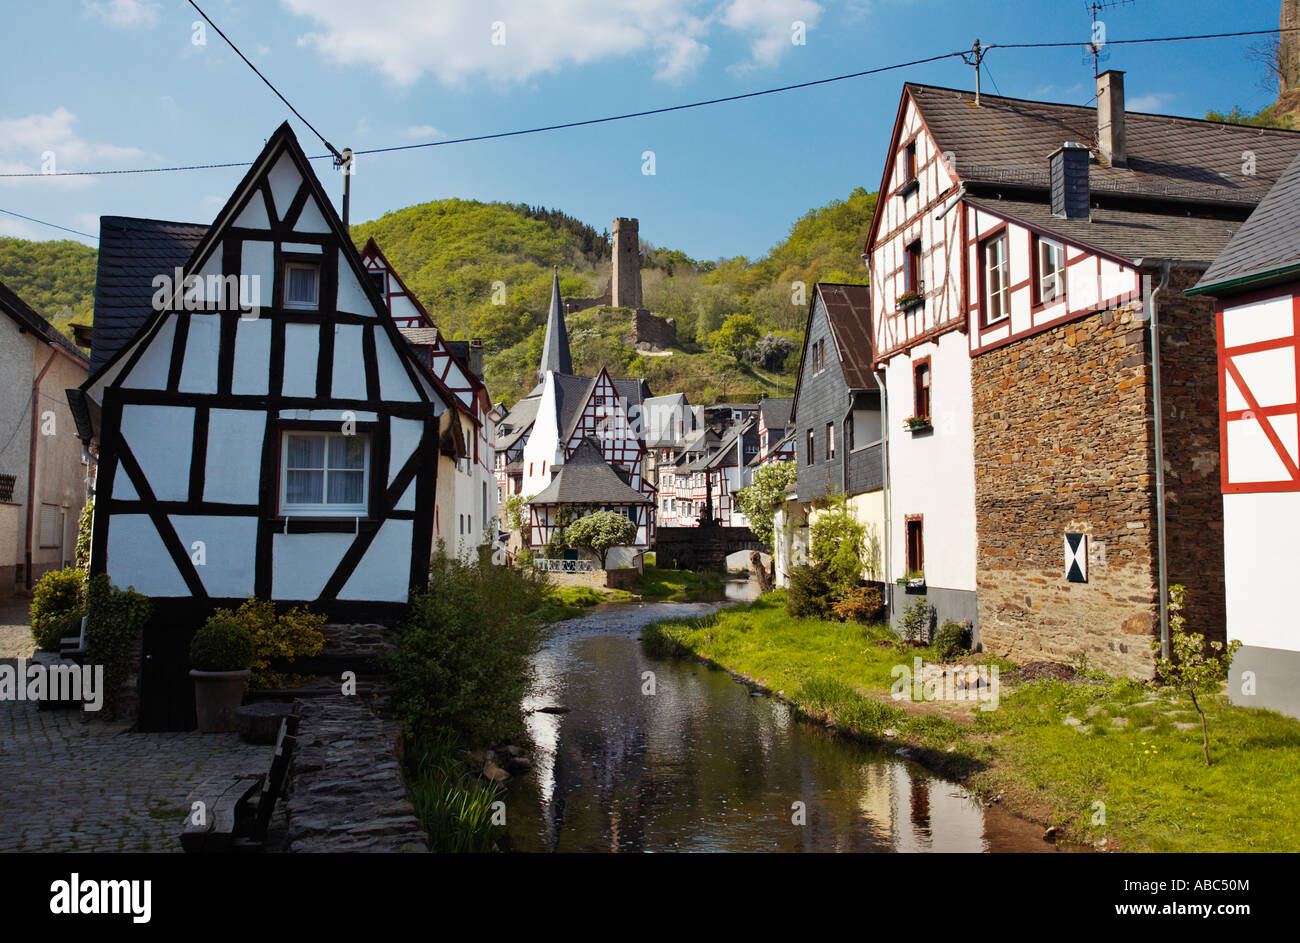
[0,186,877,405]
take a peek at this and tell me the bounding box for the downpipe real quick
[1144,261,1173,660]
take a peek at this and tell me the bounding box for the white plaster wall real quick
[169,514,257,598]
[523,377,560,496]
[885,330,977,592]
[1224,491,1300,652]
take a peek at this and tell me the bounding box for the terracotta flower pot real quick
[190,669,250,733]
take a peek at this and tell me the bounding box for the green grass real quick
[535,584,637,623]
[405,731,502,853]
[641,591,1300,852]
[634,564,724,601]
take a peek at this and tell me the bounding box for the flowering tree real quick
[733,461,797,549]
[562,511,638,568]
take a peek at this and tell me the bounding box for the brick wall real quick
[971,273,1224,679]
[634,308,676,348]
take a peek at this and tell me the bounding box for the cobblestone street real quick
[0,602,273,852]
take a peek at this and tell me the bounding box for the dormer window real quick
[284,261,320,309]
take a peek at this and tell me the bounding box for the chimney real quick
[1049,142,1091,220]
[1096,70,1127,167]
[469,338,484,378]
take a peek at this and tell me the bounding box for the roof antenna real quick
[335,147,354,228]
[961,39,986,106]
[1086,1,1134,79]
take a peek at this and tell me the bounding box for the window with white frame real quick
[1036,237,1065,304]
[982,233,1009,324]
[280,431,369,516]
[283,262,321,309]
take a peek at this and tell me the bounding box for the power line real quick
[3,25,1298,180]
[0,207,98,240]
[186,0,340,159]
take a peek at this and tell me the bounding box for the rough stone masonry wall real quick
[972,271,1225,679]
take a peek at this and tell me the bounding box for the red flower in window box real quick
[895,289,925,311]
[904,414,932,431]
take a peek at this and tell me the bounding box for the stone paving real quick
[0,597,274,853]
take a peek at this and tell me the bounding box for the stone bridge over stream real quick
[652,521,767,572]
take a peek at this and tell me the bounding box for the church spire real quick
[539,267,572,379]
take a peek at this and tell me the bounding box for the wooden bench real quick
[181,713,300,853]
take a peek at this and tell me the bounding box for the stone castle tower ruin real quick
[563,216,676,349]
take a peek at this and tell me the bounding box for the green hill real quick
[0,187,878,405]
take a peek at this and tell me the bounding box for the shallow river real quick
[503,585,1061,853]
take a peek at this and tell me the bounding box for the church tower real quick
[538,268,572,380]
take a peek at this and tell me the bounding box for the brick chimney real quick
[1097,70,1127,167]
[1049,142,1091,219]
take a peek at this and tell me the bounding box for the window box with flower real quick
[904,414,932,433]
[895,288,925,312]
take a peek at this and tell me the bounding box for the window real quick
[906,517,924,574]
[38,505,64,549]
[806,429,815,465]
[368,270,386,297]
[280,432,369,516]
[1034,237,1066,305]
[845,415,854,453]
[982,233,1009,324]
[826,422,835,460]
[905,141,917,182]
[913,359,931,419]
[283,262,320,309]
[905,240,922,293]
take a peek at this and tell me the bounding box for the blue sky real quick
[0,0,1289,261]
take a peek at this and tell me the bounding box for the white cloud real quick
[0,108,146,187]
[400,124,440,139]
[1127,92,1173,112]
[83,0,160,29]
[282,0,820,86]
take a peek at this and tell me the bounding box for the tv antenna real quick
[1086,0,1135,77]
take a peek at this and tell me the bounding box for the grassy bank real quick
[634,564,724,601]
[642,591,1300,852]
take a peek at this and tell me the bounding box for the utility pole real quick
[335,147,354,228]
[962,39,985,106]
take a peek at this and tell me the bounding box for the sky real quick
[0,0,1291,261]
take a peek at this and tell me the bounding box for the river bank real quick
[641,592,1300,852]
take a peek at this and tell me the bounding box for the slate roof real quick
[642,392,690,447]
[539,269,572,378]
[529,437,651,506]
[702,418,757,469]
[819,284,875,390]
[399,327,440,345]
[757,396,792,432]
[964,195,1244,265]
[1192,150,1300,294]
[908,83,1300,208]
[91,216,209,373]
[0,279,88,365]
[494,394,539,451]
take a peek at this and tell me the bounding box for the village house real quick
[865,73,1300,676]
[67,123,457,727]
[775,283,882,587]
[360,239,498,557]
[753,396,795,465]
[1187,150,1300,719]
[0,280,90,594]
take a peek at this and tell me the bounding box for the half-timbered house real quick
[1188,150,1300,719]
[360,239,498,556]
[67,123,453,726]
[866,73,1300,674]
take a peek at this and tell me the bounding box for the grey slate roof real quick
[0,279,88,365]
[964,195,1244,265]
[1192,150,1300,294]
[757,396,792,432]
[529,437,651,506]
[91,216,209,373]
[642,392,690,447]
[494,394,539,451]
[538,269,572,379]
[909,83,1300,208]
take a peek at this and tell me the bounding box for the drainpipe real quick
[26,350,57,590]
[874,366,892,620]
[1143,261,1173,659]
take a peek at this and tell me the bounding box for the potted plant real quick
[904,414,932,432]
[189,618,254,733]
[895,288,925,311]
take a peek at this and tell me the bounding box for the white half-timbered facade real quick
[76,123,451,617]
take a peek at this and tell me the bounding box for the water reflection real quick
[505,600,1058,853]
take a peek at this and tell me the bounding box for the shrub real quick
[831,585,884,624]
[389,552,552,746]
[810,494,869,597]
[31,566,86,652]
[206,598,326,689]
[931,620,971,661]
[74,499,93,572]
[786,564,832,619]
[897,597,933,645]
[189,619,255,672]
[83,574,152,717]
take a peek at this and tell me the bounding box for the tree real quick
[707,313,760,364]
[810,493,869,598]
[1151,584,1242,767]
[561,510,637,568]
[752,332,796,371]
[503,493,531,543]
[733,460,796,549]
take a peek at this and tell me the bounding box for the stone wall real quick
[634,308,676,349]
[971,272,1224,679]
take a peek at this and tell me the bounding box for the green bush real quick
[83,575,152,717]
[205,598,325,688]
[31,566,85,651]
[931,620,971,661]
[389,552,552,747]
[810,496,869,598]
[74,500,93,572]
[786,564,832,619]
[189,618,255,672]
[897,597,933,645]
